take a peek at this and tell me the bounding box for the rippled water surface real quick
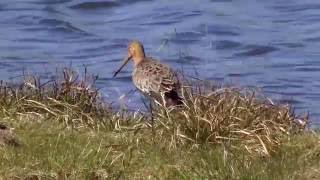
[1,0,320,125]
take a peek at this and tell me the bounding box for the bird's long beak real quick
[113,55,132,77]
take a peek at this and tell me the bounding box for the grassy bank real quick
[0,69,318,179]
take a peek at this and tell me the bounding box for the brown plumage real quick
[113,41,182,106]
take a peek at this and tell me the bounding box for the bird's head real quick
[113,41,145,78]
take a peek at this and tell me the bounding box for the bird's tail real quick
[164,90,183,107]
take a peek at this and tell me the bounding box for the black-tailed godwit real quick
[113,41,182,106]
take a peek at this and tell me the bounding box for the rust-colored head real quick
[113,41,146,78]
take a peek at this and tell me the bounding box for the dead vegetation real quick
[0,68,314,179]
[0,68,307,155]
[151,79,307,156]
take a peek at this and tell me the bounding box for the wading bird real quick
[113,41,182,107]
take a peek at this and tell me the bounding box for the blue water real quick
[0,0,320,126]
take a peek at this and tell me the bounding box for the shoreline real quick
[0,68,318,179]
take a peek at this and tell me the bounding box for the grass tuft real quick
[151,79,307,156]
[0,68,317,179]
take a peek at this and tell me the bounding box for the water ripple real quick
[214,40,241,50]
[140,20,180,26]
[30,0,72,5]
[69,0,151,10]
[69,1,120,10]
[278,98,303,105]
[14,15,42,25]
[196,24,240,36]
[272,42,304,48]
[228,72,261,77]
[304,37,320,42]
[166,31,203,44]
[294,67,320,72]
[168,55,203,65]
[38,18,92,36]
[274,3,320,13]
[235,45,279,57]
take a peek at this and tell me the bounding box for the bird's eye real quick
[129,47,134,53]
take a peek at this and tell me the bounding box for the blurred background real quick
[0,0,319,125]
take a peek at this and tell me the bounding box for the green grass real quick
[0,122,319,179]
[0,68,318,179]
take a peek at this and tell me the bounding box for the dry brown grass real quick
[151,79,307,156]
[0,68,118,130]
[0,68,308,155]
[0,68,316,179]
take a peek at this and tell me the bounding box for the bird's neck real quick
[133,56,145,66]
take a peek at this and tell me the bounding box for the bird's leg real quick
[149,98,154,126]
[148,98,156,141]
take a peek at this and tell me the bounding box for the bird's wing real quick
[133,59,179,95]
